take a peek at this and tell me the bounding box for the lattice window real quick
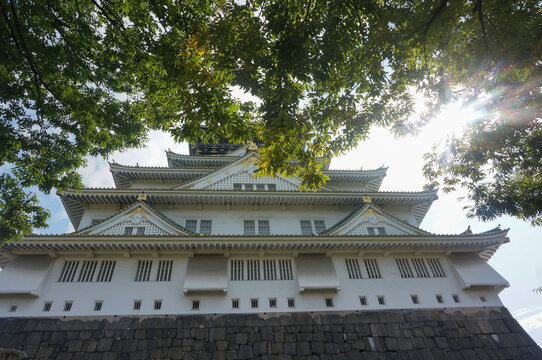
[64,301,73,311]
[251,298,258,308]
[78,261,98,282]
[287,298,295,308]
[233,183,243,190]
[411,295,419,304]
[156,260,172,281]
[247,260,260,280]
[436,295,444,304]
[199,220,212,234]
[427,258,446,277]
[396,258,414,278]
[258,220,270,235]
[43,302,52,312]
[185,219,197,232]
[230,260,244,281]
[244,220,255,235]
[207,171,298,191]
[269,298,277,308]
[154,300,162,310]
[377,296,385,305]
[59,261,80,282]
[135,260,153,281]
[96,261,116,282]
[263,260,277,280]
[232,299,239,309]
[396,258,445,278]
[359,296,367,306]
[364,259,382,279]
[192,300,200,310]
[411,258,430,278]
[367,226,386,235]
[300,220,312,234]
[347,221,407,236]
[345,259,362,279]
[133,300,142,310]
[314,220,326,233]
[278,259,293,280]
[94,301,103,311]
[325,298,334,307]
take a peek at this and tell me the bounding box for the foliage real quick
[1,0,541,243]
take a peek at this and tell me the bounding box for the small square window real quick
[435,295,444,304]
[325,298,334,307]
[452,294,460,303]
[133,300,142,310]
[192,300,200,310]
[359,296,367,306]
[232,299,239,309]
[269,298,277,308]
[411,295,419,304]
[154,300,162,310]
[377,296,385,305]
[287,298,295,308]
[43,302,52,312]
[480,296,487,302]
[94,301,103,311]
[64,302,73,312]
[8,305,17,312]
[251,299,258,308]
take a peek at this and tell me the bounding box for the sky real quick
[36,105,542,346]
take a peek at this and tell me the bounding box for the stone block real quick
[370,324,387,337]
[284,342,297,355]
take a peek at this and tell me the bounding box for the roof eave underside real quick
[110,164,387,190]
[59,190,438,230]
[8,232,508,261]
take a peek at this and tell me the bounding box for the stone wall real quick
[0,307,540,359]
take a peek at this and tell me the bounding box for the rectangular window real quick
[156,260,173,281]
[43,302,52,312]
[258,220,270,235]
[124,226,134,235]
[345,259,362,279]
[263,260,277,280]
[154,300,162,310]
[233,183,243,190]
[231,260,244,281]
[396,258,414,278]
[364,259,382,279]
[377,296,385,305]
[64,302,73,312]
[359,296,367,306]
[427,258,446,277]
[268,184,277,191]
[78,261,98,282]
[411,258,430,278]
[247,260,261,280]
[313,220,326,233]
[269,298,277,308]
[436,295,444,304]
[287,298,295,308]
[96,261,116,282]
[244,183,255,190]
[411,295,419,304]
[192,300,200,310]
[199,220,212,234]
[325,298,334,307]
[232,299,239,309]
[135,260,153,281]
[256,184,266,191]
[244,220,255,235]
[452,294,460,303]
[59,261,80,282]
[278,259,293,280]
[251,299,258,308]
[300,220,313,235]
[9,305,17,312]
[367,227,387,235]
[185,219,197,232]
[133,300,142,310]
[94,301,103,311]
[136,227,145,235]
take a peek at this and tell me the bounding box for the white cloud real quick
[514,306,542,332]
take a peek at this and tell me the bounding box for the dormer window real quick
[233,183,277,191]
[124,226,145,235]
[367,226,386,235]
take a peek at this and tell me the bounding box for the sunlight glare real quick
[420,101,481,144]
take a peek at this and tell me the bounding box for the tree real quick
[1,0,541,244]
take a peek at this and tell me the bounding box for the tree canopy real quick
[1,0,541,243]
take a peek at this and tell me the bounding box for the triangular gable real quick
[177,152,311,191]
[77,202,191,236]
[325,204,427,236]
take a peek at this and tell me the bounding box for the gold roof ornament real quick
[248,141,258,151]
[137,192,147,201]
[363,196,372,203]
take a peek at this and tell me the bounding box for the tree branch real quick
[404,0,448,40]
[473,0,490,57]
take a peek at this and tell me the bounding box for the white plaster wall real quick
[326,182,368,192]
[0,254,503,317]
